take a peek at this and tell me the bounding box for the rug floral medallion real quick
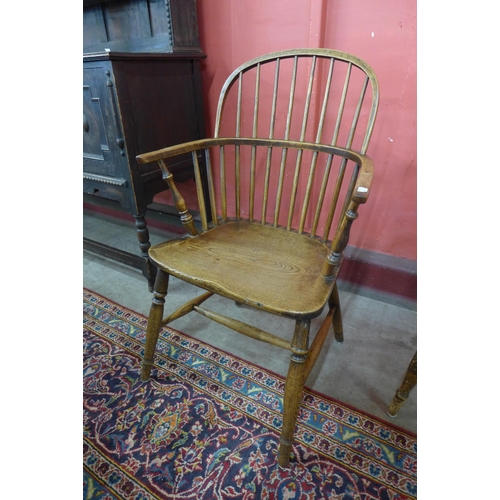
[83,289,417,499]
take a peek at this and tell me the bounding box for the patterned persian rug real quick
[84,289,417,499]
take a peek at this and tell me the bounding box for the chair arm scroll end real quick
[352,155,374,204]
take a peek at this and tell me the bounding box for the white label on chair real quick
[357,187,368,193]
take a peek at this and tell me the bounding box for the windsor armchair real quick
[137,49,379,467]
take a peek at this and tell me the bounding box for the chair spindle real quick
[249,64,261,221]
[287,148,304,231]
[261,146,273,224]
[331,63,352,147]
[345,75,369,150]
[300,56,317,141]
[274,147,289,227]
[192,151,208,231]
[158,159,198,236]
[204,148,218,226]
[284,56,298,140]
[235,144,241,220]
[269,59,280,140]
[220,145,227,222]
[322,157,347,241]
[315,58,335,144]
[311,153,334,238]
[298,150,319,234]
[236,74,243,138]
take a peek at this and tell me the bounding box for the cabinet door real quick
[83,61,128,183]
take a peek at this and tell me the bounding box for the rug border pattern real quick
[84,288,417,498]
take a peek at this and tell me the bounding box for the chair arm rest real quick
[351,154,374,204]
[136,139,215,164]
[137,137,374,167]
[136,138,374,239]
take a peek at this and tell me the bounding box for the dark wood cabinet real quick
[83,0,206,289]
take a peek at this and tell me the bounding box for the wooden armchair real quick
[136,49,379,467]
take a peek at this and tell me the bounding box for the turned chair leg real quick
[141,269,170,381]
[387,351,417,417]
[278,319,310,468]
[329,283,344,343]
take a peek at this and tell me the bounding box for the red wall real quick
[155,0,417,262]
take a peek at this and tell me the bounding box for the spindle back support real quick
[207,49,378,240]
[197,139,371,243]
[214,49,379,153]
[138,50,378,244]
[141,138,373,245]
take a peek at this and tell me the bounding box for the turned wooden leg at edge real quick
[329,283,344,343]
[387,351,417,417]
[141,269,169,381]
[278,319,310,468]
[134,214,157,292]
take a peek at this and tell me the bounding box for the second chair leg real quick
[387,351,417,417]
[141,269,170,381]
[278,319,310,468]
[329,283,344,343]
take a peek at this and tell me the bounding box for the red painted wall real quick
[155,0,417,262]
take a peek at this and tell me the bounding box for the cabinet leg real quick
[134,214,157,291]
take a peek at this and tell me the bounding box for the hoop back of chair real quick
[214,49,379,154]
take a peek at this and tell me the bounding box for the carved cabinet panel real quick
[83,0,207,289]
[83,60,128,189]
[83,54,205,214]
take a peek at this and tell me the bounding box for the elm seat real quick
[136,49,380,468]
[149,221,332,319]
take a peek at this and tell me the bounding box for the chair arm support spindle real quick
[322,155,372,277]
[158,159,198,236]
[322,202,359,277]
